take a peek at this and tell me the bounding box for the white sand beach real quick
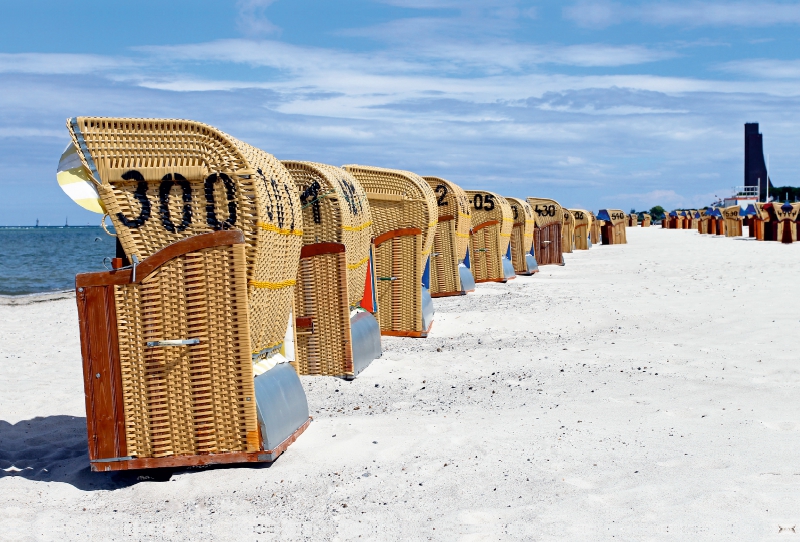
[1,226,799,541]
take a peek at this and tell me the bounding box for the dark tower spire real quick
[744,123,772,201]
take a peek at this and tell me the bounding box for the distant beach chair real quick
[763,202,800,243]
[562,208,576,254]
[697,211,711,235]
[465,190,516,283]
[590,211,602,243]
[640,213,652,227]
[685,210,699,230]
[343,165,437,337]
[528,198,565,266]
[569,209,592,250]
[506,197,538,275]
[423,176,475,297]
[722,206,743,237]
[742,204,759,238]
[597,209,628,245]
[282,162,382,379]
[627,213,638,227]
[65,117,310,469]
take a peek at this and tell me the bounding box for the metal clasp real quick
[146,339,200,348]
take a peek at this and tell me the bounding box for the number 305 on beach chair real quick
[465,190,516,283]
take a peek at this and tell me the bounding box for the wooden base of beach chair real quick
[89,418,311,472]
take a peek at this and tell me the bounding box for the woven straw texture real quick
[569,209,592,250]
[641,213,652,227]
[66,117,303,360]
[293,249,353,376]
[506,197,535,273]
[283,162,372,306]
[114,243,258,459]
[527,198,563,228]
[562,209,575,254]
[343,165,438,333]
[424,177,471,295]
[466,190,514,282]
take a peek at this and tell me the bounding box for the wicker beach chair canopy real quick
[65,116,303,359]
[597,209,626,226]
[424,176,472,261]
[527,198,564,228]
[342,165,438,261]
[282,161,372,306]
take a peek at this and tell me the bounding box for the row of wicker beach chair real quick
[57,117,631,472]
[661,204,800,244]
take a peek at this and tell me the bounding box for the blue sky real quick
[2,0,799,225]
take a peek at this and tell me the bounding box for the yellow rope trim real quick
[347,256,370,270]
[503,217,515,222]
[341,221,372,232]
[456,232,471,238]
[458,211,471,219]
[249,279,297,289]
[428,220,438,228]
[257,222,303,236]
[500,233,511,238]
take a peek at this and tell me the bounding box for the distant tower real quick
[744,123,772,201]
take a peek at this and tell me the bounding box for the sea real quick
[0,227,115,296]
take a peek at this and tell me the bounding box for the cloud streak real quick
[564,1,800,28]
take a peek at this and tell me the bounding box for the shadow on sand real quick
[0,416,273,491]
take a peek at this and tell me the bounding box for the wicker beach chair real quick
[282,162,382,379]
[465,190,515,283]
[66,117,310,469]
[423,177,475,297]
[506,197,538,275]
[590,212,602,243]
[721,206,742,237]
[527,198,565,266]
[343,165,437,337]
[569,209,592,250]
[597,209,628,245]
[640,213,652,227]
[627,213,638,227]
[562,208,576,254]
[698,212,710,235]
[765,202,800,243]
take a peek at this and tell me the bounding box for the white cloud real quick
[720,59,800,79]
[0,53,135,75]
[564,1,800,28]
[236,0,281,37]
